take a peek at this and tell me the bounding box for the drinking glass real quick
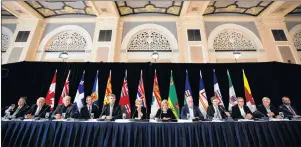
[45,112,50,119]
[62,113,66,119]
[187,113,191,120]
[90,113,94,119]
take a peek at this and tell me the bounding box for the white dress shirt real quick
[34,107,41,116]
[214,106,222,119]
[109,104,114,117]
[239,106,246,118]
[188,107,194,118]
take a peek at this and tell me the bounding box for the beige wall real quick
[2,15,301,65]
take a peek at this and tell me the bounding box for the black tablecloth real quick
[2,120,301,147]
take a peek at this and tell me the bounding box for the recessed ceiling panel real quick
[26,1,96,18]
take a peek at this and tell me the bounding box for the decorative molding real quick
[115,1,183,16]
[204,1,273,16]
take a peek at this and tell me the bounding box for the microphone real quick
[132,108,137,120]
[255,110,267,118]
[159,109,163,120]
[99,104,106,118]
[35,105,50,119]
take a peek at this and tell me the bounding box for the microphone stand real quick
[254,110,268,120]
[132,108,137,120]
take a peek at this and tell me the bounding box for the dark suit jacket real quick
[27,104,50,118]
[278,104,298,119]
[80,104,100,119]
[52,104,74,118]
[231,105,252,119]
[101,104,122,119]
[207,105,228,119]
[155,109,176,119]
[132,107,147,119]
[180,105,204,120]
[8,105,30,118]
[256,105,279,118]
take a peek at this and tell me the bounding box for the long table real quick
[2,120,301,147]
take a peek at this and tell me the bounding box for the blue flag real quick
[213,70,224,106]
[199,70,209,118]
[74,71,85,112]
[184,70,193,105]
[91,70,99,106]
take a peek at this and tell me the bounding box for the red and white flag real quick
[119,70,131,118]
[45,70,57,110]
[58,70,70,105]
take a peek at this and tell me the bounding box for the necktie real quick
[289,106,296,116]
[89,106,92,114]
[215,106,222,119]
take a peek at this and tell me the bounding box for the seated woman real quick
[155,99,176,120]
[132,98,147,120]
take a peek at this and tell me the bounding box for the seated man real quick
[5,97,30,118]
[180,96,204,120]
[100,94,122,119]
[231,97,253,119]
[52,96,74,119]
[26,97,50,118]
[278,96,300,119]
[207,96,231,119]
[256,97,279,118]
[80,96,100,119]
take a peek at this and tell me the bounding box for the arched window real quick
[128,30,172,52]
[213,29,256,51]
[46,31,87,52]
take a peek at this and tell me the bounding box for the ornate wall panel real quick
[213,29,256,51]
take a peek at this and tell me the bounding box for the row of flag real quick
[44,69,256,119]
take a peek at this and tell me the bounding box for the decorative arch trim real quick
[38,25,92,52]
[207,24,263,51]
[1,26,14,52]
[289,24,301,50]
[121,23,178,51]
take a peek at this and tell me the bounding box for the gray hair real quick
[262,97,270,102]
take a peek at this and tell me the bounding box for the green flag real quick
[168,71,180,119]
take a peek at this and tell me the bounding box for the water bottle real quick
[122,113,126,119]
[279,112,284,119]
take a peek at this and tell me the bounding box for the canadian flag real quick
[45,70,57,110]
[58,70,70,105]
